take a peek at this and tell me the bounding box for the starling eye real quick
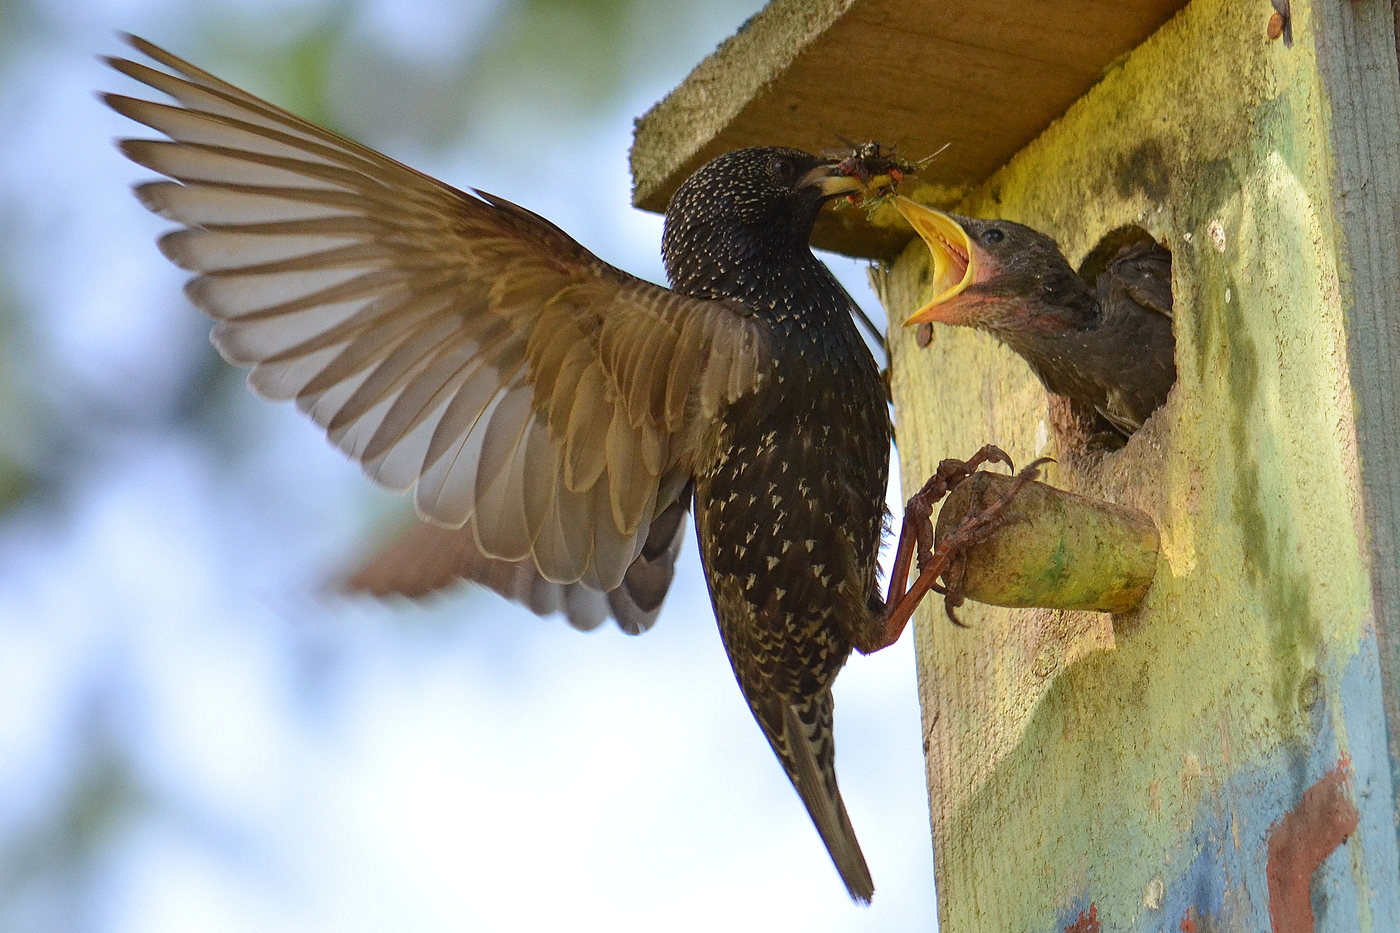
[769,157,796,184]
[982,228,1005,245]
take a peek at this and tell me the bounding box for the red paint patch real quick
[1179,909,1198,932]
[1265,757,1360,933]
[1064,903,1099,933]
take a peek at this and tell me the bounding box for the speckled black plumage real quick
[665,148,891,902]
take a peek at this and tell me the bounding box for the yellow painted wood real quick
[879,0,1400,928]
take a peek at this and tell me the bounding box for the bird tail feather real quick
[773,697,874,903]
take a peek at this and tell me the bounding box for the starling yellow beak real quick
[895,197,977,323]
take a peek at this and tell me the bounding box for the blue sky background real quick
[0,0,937,929]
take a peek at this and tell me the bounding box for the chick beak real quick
[895,197,978,324]
[799,163,895,200]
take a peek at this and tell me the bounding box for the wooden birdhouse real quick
[631,0,1400,929]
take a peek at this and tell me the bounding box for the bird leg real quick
[855,447,1046,654]
[883,446,1011,618]
[924,460,1050,627]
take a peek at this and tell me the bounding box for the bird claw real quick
[862,448,1044,653]
[932,456,1052,625]
[905,444,1016,566]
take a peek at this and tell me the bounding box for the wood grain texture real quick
[631,0,1188,259]
[1311,0,1400,860]
[878,0,1400,928]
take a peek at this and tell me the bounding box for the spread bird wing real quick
[344,492,691,635]
[104,35,767,596]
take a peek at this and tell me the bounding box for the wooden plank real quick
[879,0,1400,928]
[1311,0,1400,859]
[630,0,1188,259]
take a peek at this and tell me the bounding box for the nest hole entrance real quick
[1069,224,1177,453]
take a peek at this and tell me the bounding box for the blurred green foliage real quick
[0,295,35,514]
[0,702,147,933]
[469,0,642,110]
[0,0,38,71]
[199,2,355,133]
[186,0,755,148]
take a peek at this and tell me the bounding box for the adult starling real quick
[103,35,912,901]
[896,198,1175,442]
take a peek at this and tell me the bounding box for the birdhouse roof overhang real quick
[630,0,1190,260]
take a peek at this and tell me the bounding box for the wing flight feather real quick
[106,35,769,597]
